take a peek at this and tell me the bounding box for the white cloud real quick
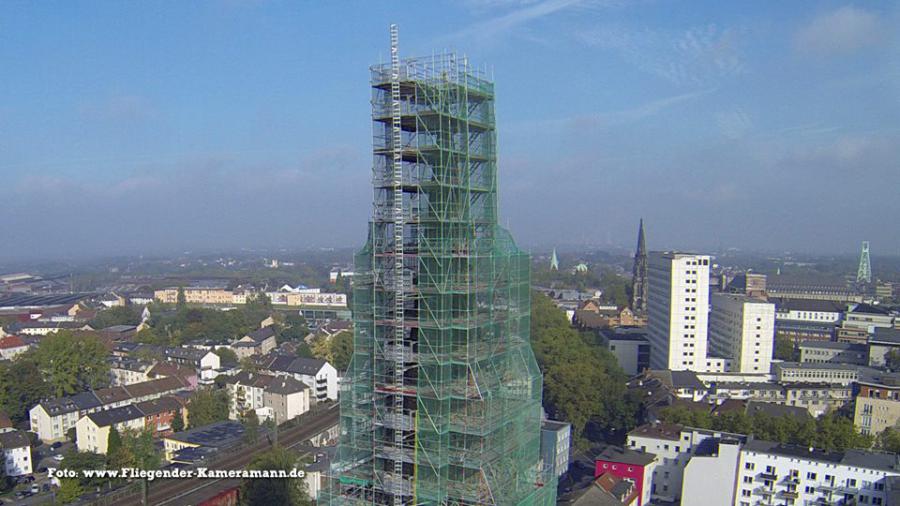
[446,0,591,43]
[578,24,745,87]
[794,6,885,56]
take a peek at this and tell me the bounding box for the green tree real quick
[214,347,239,367]
[878,428,900,453]
[106,427,127,468]
[240,446,312,506]
[176,286,187,311]
[89,306,140,329]
[774,335,796,361]
[329,330,353,372]
[187,389,230,428]
[530,291,637,445]
[171,412,185,432]
[0,357,49,422]
[886,349,900,372]
[32,331,110,397]
[278,313,309,342]
[241,410,260,444]
[57,478,84,504]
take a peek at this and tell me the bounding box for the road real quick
[87,405,339,506]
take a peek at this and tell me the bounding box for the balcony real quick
[757,472,777,481]
[753,487,775,496]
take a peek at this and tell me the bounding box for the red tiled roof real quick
[0,334,26,349]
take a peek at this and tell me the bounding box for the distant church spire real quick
[550,248,559,271]
[631,219,648,313]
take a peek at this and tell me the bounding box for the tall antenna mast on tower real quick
[857,241,872,284]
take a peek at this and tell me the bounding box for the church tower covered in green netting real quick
[324,26,556,506]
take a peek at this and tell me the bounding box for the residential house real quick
[261,355,339,401]
[0,430,32,476]
[75,405,145,454]
[232,326,277,359]
[224,371,310,423]
[0,334,29,360]
[30,376,186,442]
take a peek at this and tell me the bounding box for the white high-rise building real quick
[647,252,721,372]
[708,293,776,374]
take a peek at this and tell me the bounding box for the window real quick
[745,462,755,470]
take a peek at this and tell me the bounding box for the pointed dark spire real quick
[636,218,646,257]
[631,219,648,314]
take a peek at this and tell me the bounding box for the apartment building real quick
[224,371,310,424]
[708,293,775,373]
[262,355,339,401]
[647,252,718,372]
[855,373,900,436]
[799,340,868,366]
[735,440,899,506]
[29,376,186,442]
[626,423,747,503]
[773,362,859,385]
[76,396,185,454]
[0,430,32,476]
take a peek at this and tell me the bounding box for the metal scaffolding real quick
[324,25,556,506]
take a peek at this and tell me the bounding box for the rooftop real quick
[743,440,900,472]
[166,420,245,448]
[594,445,657,466]
[773,298,846,313]
[265,355,327,376]
[872,327,900,345]
[0,430,30,449]
[87,404,144,427]
[629,422,682,442]
[0,334,26,349]
[798,340,866,351]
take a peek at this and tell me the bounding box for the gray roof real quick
[872,327,900,345]
[42,391,102,416]
[670,370,706,390]
[166,421,245,448]
[773,298,846,313]
[265,376,308,395]
[743,440,900,472]
[245,326,276,343]
[266,355,327,376]
[0,430,30,449]
[87,404,144,427]
[595,445,656,466]
[746,401,811,420]
[798,340,866,352]
[849,303,892,315]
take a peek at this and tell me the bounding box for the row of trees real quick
[533,265,632,308]
[530,291,641,447]
[0,331,110,421]
[658,406,873,452]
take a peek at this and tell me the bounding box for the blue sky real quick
[1,1,899,260]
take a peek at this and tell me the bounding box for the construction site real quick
[323,26,557,506]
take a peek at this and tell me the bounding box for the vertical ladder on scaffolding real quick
[389,23,406,504]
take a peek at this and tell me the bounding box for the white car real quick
[52,454,64,461]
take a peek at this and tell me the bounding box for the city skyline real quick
[3,1,900,260]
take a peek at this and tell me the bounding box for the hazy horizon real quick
[3,1,899,261]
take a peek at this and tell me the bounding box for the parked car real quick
[42,483,51,492]
[53,454,64,461]
[37,466,47,473]
[51,442,63,450]
[30,484,39,494]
